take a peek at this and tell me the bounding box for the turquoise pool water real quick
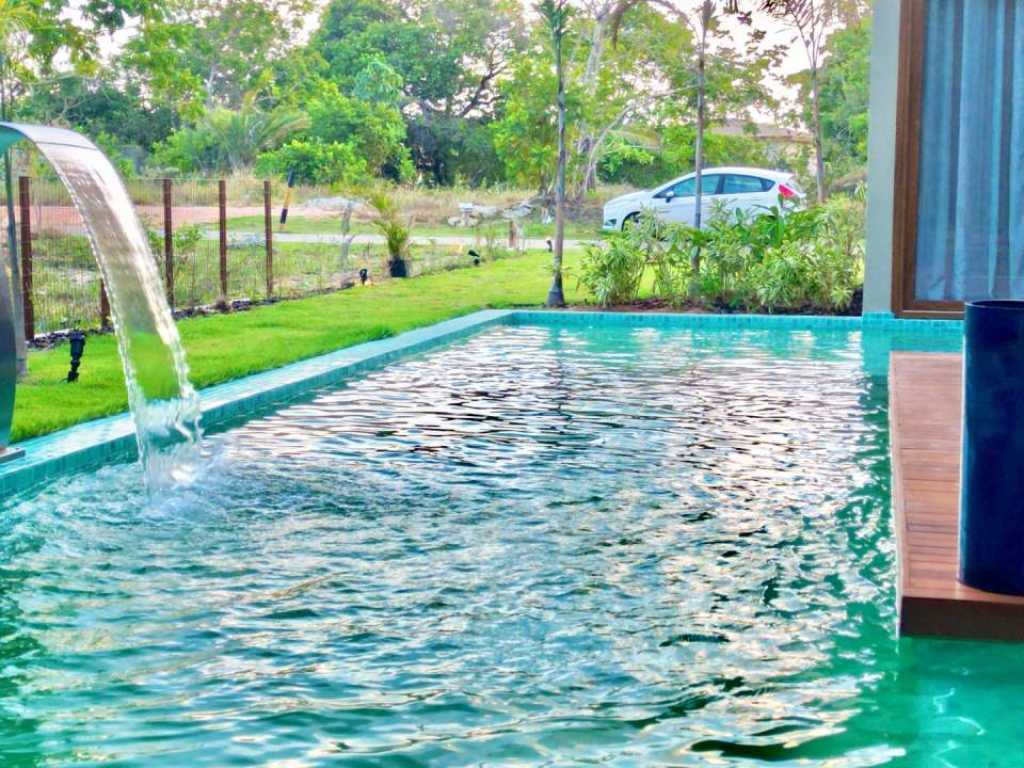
[2,322,1018,767]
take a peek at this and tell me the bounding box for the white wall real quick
[863,0,901,315]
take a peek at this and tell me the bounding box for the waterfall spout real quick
[0,212,17,463]
[0,123,201,478]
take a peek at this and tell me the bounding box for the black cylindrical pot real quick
[389,259,408,278]
[960,300,1024,594]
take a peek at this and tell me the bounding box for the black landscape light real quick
[359,268,369,285]
[468,249,481,266]
[67,330,86,383]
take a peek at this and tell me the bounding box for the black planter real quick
[389,258,408,278]
[960,300,1024,594]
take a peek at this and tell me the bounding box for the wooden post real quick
[100,281,110,329]
[17,177,33,342]
[263,180,273,299]
[218,179,228,308]
[162,178,174,307]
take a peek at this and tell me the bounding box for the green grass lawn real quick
[221,215,602,240]
[13,250,587,443]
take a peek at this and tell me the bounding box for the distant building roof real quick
[712,121,813,145]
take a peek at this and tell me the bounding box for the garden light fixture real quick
[67,330,86,383]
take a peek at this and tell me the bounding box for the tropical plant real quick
[579,194,864,312]
[152,101,309,174]
[368,191,411,278]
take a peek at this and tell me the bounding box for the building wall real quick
[863,0,901,315]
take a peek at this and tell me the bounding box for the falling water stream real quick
[0,123,201,480]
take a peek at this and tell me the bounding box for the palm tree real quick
[538,0,572,307]
[202,99,310,173]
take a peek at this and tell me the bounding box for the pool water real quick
[1,322,1020,766]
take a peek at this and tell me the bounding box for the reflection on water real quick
[4,323,1015,767]
[0,124,201,481]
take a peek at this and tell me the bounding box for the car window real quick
[659,174,723,198]
[722,174,774,194]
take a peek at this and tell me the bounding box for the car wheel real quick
[621,212,640,231]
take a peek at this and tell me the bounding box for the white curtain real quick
[914,0,1024,301]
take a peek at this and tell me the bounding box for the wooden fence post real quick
[17,177,33,342]
[264,180,273,299]
[162,178,174,307]
[100,281,111,329]
[218,179,228,308]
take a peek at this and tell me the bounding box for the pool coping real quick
[0,309,964,495]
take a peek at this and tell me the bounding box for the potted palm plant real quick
[369,191,411,278]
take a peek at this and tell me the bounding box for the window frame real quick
[654,173,725,200]
[721,174,773,195]
[892,0,965,318]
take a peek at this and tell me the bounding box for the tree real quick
[610,0,770,292]
[811,13,870,185]
[538,0,572,308]
[120,0,315,114]
[305,79,409,177]
[492,1,698,198]
[152,100,309,173]
[19,75,176,152]
[761,0,869,202]
[310,0,527,184]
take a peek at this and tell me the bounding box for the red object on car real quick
[778,183,797,199]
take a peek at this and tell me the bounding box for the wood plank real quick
[890,352,1024,641]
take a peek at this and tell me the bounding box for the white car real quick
[602,166,803,232]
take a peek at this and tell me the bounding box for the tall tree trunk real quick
[570,5,611,203]
[810,64,827,203]
[690,10,709,298]
[547,22,567,307]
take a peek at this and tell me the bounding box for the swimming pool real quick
[2,315,1017,766]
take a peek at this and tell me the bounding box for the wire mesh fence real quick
[4,175,521,339]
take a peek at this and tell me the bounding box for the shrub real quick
[580,193,865,313]
[256,139,370,186]
[579,234,647,306]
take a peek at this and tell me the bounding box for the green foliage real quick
[579,234,647,306]
[119,0,315,113]
[304,79,409,177]
[256,139,370,185]
[368,190,411,265]
[92,131,137,178]
[19,76,176,152]
[815,16,871,185]
[581,194,865,312]
[491,55,560,190]
[310,0,526,184]
[595,127,776,189]
[151,102,309,174]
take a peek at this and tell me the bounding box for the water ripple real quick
[3,323,1016,767]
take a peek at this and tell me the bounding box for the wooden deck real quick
[890,352,1024,641]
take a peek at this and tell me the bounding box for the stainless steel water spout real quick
[0,121,201,469]
[0,222,20,463]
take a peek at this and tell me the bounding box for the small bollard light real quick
[359,268,369,285]
[468,249,481,266]
[546,239,553,253]
[67,330,86,383]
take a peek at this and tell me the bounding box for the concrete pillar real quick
[863,0,902,315]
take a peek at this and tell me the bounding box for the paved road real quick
[203,231,593,249]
